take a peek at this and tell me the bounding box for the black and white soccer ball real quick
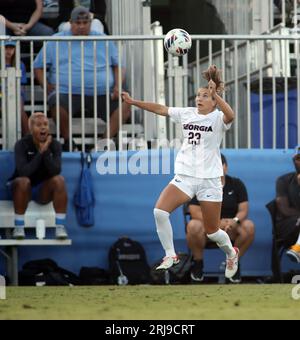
[164,28,192,57]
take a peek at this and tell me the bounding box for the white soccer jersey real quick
[168,107,232,178]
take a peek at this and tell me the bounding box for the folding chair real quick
[265,199,288,283]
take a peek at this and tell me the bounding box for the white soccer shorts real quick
[170,174,223,202]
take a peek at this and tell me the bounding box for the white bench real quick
[0,200,56,228]
[0,200,72,286]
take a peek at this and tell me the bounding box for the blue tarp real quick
[251,89,298,148]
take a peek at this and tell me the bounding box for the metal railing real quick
[0,34,164,151]
[0,31,300,151]
[187,30,300,149]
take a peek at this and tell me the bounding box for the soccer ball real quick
[164,28,192,57]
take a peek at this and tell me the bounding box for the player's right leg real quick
[154,176,193,270]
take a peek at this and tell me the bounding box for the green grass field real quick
[0,284,299,320]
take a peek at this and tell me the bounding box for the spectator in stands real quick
[34,6,130,151]
[3,41,29,135]
[273,0,300,26]
[186,154,255,283]
[58,0,109,34]
[1,0,54,36]
[275,146,300,263]
[8,112,68,240]
[274,0,300,12]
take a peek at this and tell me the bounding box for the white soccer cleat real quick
[156,255,180,270]
[225,247,239,279]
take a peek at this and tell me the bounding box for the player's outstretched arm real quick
[215,93,235,124]
[122,92,169,117]
[208,80,234,123]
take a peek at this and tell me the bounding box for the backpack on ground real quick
[108,237,151,285]
[150,253,192,284]
[18,258,80,286]
[74,152,95,227]
[79,267,110,285]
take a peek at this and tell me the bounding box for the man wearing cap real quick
[186,154,255,283]
[57,0,108,34]
[275,147,300,262]
[33,6,131,151]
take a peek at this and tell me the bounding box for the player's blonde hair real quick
[202,64,224,96]
[28,112,48,132]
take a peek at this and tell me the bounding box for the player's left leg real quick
[198,177,239,279]
[226,220,255,282]
[201,201,239,279]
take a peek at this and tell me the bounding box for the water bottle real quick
[35,219,46,239]
[117,273,129,286]
[218,261,226,284]
[0,275,6,300]
[116,249,129,285]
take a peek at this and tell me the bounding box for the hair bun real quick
[202,65,224,95]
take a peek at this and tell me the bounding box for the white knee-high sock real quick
[207,229,235,258]
[153,208,176,257]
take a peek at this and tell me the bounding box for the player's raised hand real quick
[208,79,217,97]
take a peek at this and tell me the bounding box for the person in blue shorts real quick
[34,6,130,151]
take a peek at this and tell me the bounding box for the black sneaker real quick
[227,262,241,283]
[190,259,204,282]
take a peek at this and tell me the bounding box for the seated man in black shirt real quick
[186,154,255,283]
[275,147,300,262]
[8,112,68,240]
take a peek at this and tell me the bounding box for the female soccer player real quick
[122,65,239,279]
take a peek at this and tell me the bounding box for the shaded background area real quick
[151,0,228,59]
